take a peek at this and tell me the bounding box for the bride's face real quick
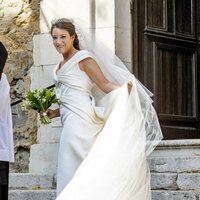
[52,27,75,55]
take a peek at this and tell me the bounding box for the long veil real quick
[72,18,163,156]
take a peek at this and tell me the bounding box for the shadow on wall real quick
[0,0,40,172]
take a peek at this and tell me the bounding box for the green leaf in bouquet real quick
[26,91,41,110]
[44,89,54,109]
[51,98,58,104]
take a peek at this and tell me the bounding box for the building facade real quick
[1,0,200,199]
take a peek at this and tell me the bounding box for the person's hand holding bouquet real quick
[23,88,58,124]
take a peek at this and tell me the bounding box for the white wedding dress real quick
[54,50,154,199]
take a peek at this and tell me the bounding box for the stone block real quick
[151,173,178,190]
[148,156,200,173]
[95,0,114,28]
[148,140,200,173]
[37,117,62,144]
[177,173,200,190]
[9,190,56,200]
[9,173,54,189]
[115,27,132,63]
[29,144,59,175]
[115,0,131,29]
[152,190,199,200]
[33,34,62,66]
[151,139,200,157]
[3,3,22,18]
[40,0,91,34]
[30,65,55,90]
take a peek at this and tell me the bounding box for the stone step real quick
[151,173,200,190]
[9,190,200,200]
[9,190,56,200]
[148,156,200,173]
[9,173,200,200]
[10,172,200,191]
[151,139,200,158]
[152,190,200,200]
[9,173,55,190]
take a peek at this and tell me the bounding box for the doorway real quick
[132,0,200,139]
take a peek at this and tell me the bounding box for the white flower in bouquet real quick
[23,88,58,124]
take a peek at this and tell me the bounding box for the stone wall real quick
[0,0,40,172]
[115,0,132,71]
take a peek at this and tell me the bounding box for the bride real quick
[46,18,163,200]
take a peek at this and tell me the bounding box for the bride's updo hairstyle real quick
[51,18,80,50]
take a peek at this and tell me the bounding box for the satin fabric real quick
[54,50,151,199]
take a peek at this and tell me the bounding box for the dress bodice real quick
[53,50,94,97]
[53,50,104,124]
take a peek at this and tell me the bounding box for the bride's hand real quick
[40,108,60,119]
[47,108,60,119]
[128,81,133,94]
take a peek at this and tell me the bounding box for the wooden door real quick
[132,0,200,139]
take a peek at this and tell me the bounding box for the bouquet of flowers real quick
[23,87,58,124]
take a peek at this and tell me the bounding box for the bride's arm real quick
[79,58,120,94]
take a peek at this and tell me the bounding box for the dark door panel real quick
[132,0,200,139]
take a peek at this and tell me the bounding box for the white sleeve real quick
[0,73,14,162]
